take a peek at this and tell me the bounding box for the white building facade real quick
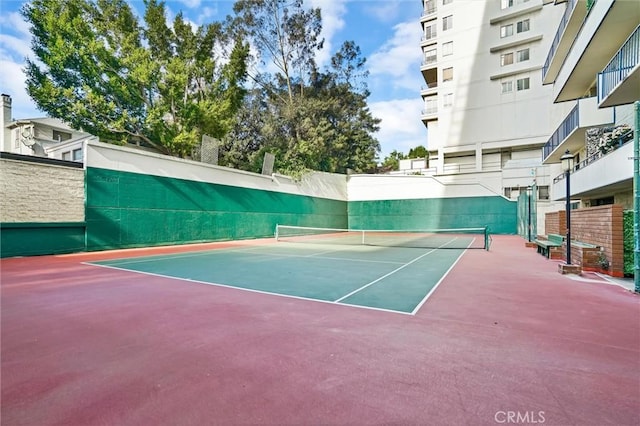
[541,0,639,209]
[417,0,573,205]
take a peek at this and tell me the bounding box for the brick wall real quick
[571,205,623,276]
[544,210,566,236]
[0,157,85,222]
[545,205,624,277]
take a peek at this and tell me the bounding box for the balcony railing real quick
[543,103,579,161]
[552,128,633,183]
[422,55,437,66]
[597,25,640,104]
[422,5,437,16]
[542,0,577,81]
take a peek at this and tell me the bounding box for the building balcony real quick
[598,25,640,108]
[421,56,438,69]
[552,0,640,102]
[420,83,438,97]
[552,136,633,201]
[421,66,438,91]
[421,107,438,123]
[542,0,586,84]
[542,97,614,164]
[420,25,438,47]
[420,4,437,22]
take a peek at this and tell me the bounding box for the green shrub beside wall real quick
[623,210,634,276]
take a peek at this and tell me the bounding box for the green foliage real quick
[380,150,406,172]
[223,1,380,175]
[623,210,634,276]
[408,145,428,159]
[22,0,249,157]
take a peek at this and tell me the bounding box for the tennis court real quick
[88,225,490,314]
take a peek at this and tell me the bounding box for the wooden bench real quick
[534,234,564,258]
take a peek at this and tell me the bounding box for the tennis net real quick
[274,225,490,250]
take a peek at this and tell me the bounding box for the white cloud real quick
[367,20,422,91]
[176,0,201,9]
[0,11,40,119]
[0,12,30,38]
[363,0,403,23]
[308,0,347,69]
[370,98,427,158]
[0,59,41,119]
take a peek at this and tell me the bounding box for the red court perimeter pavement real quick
[1,236,639,426]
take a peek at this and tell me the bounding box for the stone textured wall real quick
[0,158,84,222]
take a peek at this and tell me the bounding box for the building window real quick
[442,0,452,4]
[443,15,453,31]
[424,48,437,65]
[443,93,454,107]
[500,24,513,38]
[504,187,512,198]
[517,19,530,33]
[501,0,514,9]
[538,186,549,200]
[501,81,513,93]
[72,148,83,161]
[53,130,72,142]
[443,67,453,82]
[516,48,530,62]
[501,52,514,66]
[442,41,453,56]
[62,151,71,161]
[516,77,530,91]
[424,23,437,40]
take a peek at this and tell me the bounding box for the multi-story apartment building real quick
[1,94,92,162]
[541,0,639,209]
[418,0,572,206]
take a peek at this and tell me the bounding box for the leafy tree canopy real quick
[223,0,380,175]
[380,150,406,172]
[408,145,428,159]
[23,0,249,157]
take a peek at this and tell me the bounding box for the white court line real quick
[84,263,413,316]
[333,237,460,303]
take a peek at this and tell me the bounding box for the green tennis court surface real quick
[89,234,479,314]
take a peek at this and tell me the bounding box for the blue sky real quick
[0,0,426,158]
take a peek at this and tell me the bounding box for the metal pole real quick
[634,101,639,293]
[566,170,572,265]
[527,187,532,242]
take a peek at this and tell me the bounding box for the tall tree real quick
[224,1,380,175]
[23,0,249,157]
[232,0,322,102]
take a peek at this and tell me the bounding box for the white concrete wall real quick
[86,141,348,201]
[0,158,85,222]
[347,174,504,201]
